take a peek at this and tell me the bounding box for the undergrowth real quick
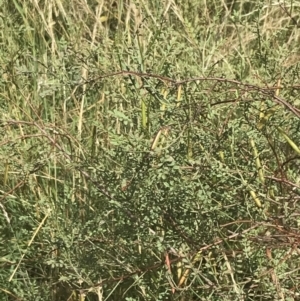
[1,0,300,300]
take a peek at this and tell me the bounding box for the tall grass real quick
[1,0,300,300]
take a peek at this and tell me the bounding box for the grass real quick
[1,0,300,300]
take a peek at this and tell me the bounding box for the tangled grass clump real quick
[1,1,300,300]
